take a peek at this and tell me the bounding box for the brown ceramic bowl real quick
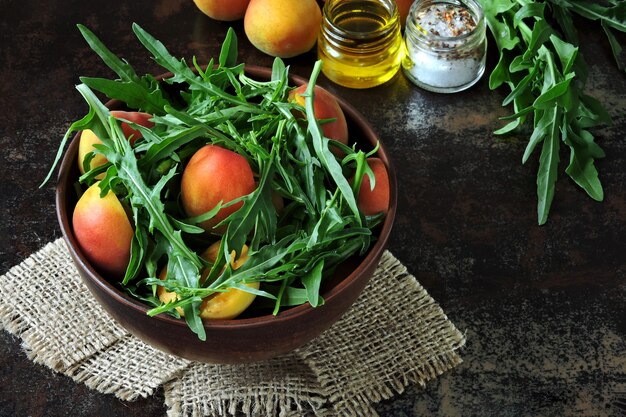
[56,65,397,363]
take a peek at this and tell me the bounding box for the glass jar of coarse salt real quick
[402,0,487,93]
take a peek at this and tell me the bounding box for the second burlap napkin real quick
[0,239,465,416]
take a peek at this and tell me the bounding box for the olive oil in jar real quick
[318,0,403,89]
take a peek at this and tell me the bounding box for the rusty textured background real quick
[1,0,624,416]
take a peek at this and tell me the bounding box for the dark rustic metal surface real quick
[1,0,624,416]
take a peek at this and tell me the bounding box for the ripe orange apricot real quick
[77,129,109,175]
[244,0,322,58]
[289,84,349,151]
[72,182,134,278]
[157,241,259,319]
[77,111,154,175]
[357,158,390,216]
[193,0,250,21]
[181,145,255,232]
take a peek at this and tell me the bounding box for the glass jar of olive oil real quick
[318,0,404,89]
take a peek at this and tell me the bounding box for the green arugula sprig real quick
[479,0,621,224]
[549,0,626,70]
[46,25,381,339]
[77,24,171,114]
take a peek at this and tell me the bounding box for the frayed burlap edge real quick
[0,239,186,401]
[66,334,192,401]
[164,381,332,417]
[162,356,333,417]
[0,239,128,372]
[299,250,466,417]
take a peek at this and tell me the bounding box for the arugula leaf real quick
[563,125,604,201]
[79,76,168,115]
[536,106,561,225]
[302,260,324,308]
[218,28,238,68]
[77,24,141,83]
[76,25,169,114]
[132,23,247,106]
[306,61,362,224]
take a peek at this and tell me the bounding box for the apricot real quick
[357,158,390,216]
[193,0,250,21]
[181,145,255,232]
[77,111,154,175]
[72,182,134,278]
[109,111,154,144]
[244,0,322,58]
[289,84,349,151]
[157,241,259,319]
[77,129,109,175]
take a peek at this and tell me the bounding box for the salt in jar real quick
[402,0,486,93]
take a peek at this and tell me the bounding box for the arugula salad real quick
[46,25,387,340]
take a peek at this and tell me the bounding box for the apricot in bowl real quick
[56,66,396,363]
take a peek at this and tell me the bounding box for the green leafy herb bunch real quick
[478,0,624,224]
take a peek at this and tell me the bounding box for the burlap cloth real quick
[0,239,465,416]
